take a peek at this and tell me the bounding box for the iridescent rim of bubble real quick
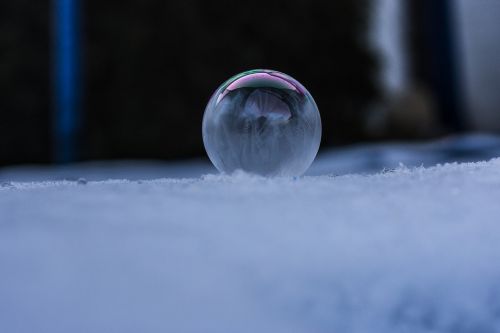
[215,69,307,105]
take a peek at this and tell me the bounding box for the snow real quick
[2,138,500,332]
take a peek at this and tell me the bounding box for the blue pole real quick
[54,0,81,163]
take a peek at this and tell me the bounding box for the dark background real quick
[0,0,473,166]
[0,0,378,166]
[0,1,51,165]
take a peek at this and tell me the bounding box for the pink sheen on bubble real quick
[216,71,300,105]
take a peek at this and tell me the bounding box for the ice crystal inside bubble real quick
[202,69,322,176]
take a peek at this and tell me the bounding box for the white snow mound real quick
[1,159,500,333]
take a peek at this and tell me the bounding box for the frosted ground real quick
[1,134,500,333]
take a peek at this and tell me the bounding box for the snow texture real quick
[2,153,500,332]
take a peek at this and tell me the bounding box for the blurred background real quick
[1,0,500,173]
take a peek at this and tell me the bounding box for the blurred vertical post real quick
[408,0,465,131]
[53,0,81,163]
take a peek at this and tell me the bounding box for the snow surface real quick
[2,153,500,332]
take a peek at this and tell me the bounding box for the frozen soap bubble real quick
[202,69,322,177]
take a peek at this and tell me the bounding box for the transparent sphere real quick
[202,69,322,177]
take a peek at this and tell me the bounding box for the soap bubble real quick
[202,69,322,177]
